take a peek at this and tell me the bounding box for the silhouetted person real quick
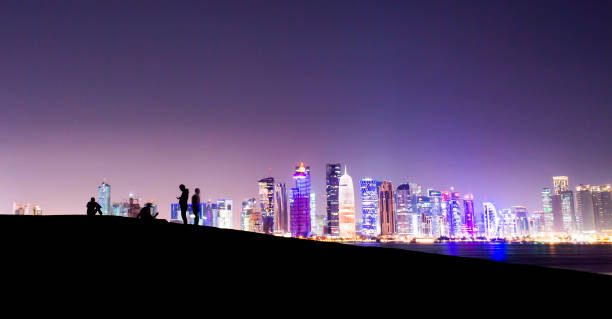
[177,184,189,224]
[86,197,103,216]
[137,203,158,222]
[192,188,201,225]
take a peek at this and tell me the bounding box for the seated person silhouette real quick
[136,203,158,222]
[86,197,103,216]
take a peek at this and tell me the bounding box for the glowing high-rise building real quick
[325,163,342,237]
[31,205,42,215]
[379,181,395,236]
[217,199,233,229]
[447,192,462,238]
[428,190,443,237]
[274,183,289,234]
[360,178,378,237]
[463,194,475,237]
[482,202,499,238]
[338,167,355,238]
[512,206,529,236]
[541,188,554,231]
[310,192,318,235]
[553,176,569,195]
[97,181,111,215]
[290,162,311,237]
[395,184,412,235]
[258,177,275,234]
[592,184,612,232]
[416,196,431,237]
[241,198,257,231]
[576,184,595,232]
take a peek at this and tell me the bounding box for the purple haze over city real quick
[2,1,612,224]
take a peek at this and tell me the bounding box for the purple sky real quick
[2,1,612,223]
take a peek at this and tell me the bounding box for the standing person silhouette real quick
[86,197,103,216]
[177,184,189,224]
[192,188,201,226]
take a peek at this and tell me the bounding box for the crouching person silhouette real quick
[86,197,103,216]
[137,203,158,222]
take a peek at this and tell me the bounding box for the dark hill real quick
[0,215,606,310]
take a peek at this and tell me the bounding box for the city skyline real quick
[2,1,612,222]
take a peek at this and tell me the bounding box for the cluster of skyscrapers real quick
[537,176,612,235]
[39,171,611,240]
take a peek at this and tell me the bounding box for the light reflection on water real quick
[354,242,612,274]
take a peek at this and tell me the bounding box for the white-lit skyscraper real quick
[338,167,355,238]
[395,184,412,236]
[217,199,233,229]
[97,181,111,215]
[553,176,569,195]
[576,184,595,232]
[482,202,499,238]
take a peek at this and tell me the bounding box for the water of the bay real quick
[354,242,612,275]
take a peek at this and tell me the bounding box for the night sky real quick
[2,1,612,223]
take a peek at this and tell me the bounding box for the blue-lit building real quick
[97,181,111,215]
[360,178,378,237]
[447,192,463,238]
[171,202,207,225]
[290,162,311,237]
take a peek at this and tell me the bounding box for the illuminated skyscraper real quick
[447,192,462,238]
[553,176,569,195]
[416,196,431,237]
[499,208,517,238]
[241,198,257,231]
[112,203,121,216]
[290,162,311,237]
[13,202,28,215]
[274,183,289,234]
[97,181,111,215]
[428,190,443,237]
[31,205,42,215]
[310,192,318,235]
[338,167,355,238]
[482,202,499,238]
[360,178,378,237]
[541,188,554,231]
[463,194,476,237]
[512,206,529,236]
[553,191,576,233]
[395,184,412,235]
[576,184,595,232]
[379,181,395,236]
[258,177,275,234]
[217,199,233,229]
[592,184,612,232]
[325,163,342,237]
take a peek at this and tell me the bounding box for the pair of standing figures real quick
[177,184,201,225]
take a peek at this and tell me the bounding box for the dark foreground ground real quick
[0,215,607,311]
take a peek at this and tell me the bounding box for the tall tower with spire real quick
[338,166,355,238]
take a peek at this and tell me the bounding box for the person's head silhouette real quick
[195,188,200,195]
[90,197,95,202]
[179,184,186,191]
[145,203,152,208]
